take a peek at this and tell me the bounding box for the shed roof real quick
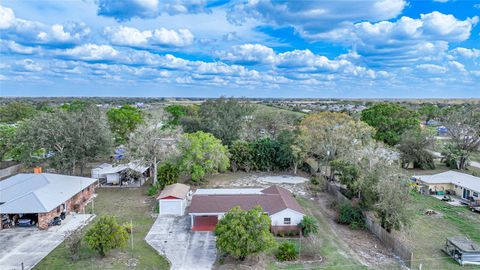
[157,183,190,200]
[447,236,480,252]
[413,171,480,192]
[98,162,149,175]
[0,173,96,214]
[188,185,304,215]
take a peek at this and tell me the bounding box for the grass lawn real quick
[254,104,307,118]
[34,187,170,270]
[266,197,370,270]
[397,191,480,270]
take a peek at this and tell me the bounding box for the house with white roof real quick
[413,171,480,202]
[93,162,150,186]
[0,173,97,230]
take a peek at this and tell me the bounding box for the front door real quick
[463,189,471,199]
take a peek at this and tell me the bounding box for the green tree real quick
[157,162,180,188]
[107,105,144,144]
[215,206,275,260]
[361,103,420,146]
[275,242,298,261]
[229,140,253,172]
[250,138,280,171]
[244,107,302,140]
[178,131,230,183]
[0,124,21,161]
[15,106,112,175]
[0,102,36,123]
[84,215,128,257]
[198,97,253,145]
[164,104,187,126]
[418,104,439,125]
[375,168,411,232]
[397,129,435,169]
[298,216,319,236]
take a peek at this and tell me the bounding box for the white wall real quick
[159,199,186,216]
[106,173,120,184]
[270,209,304,226]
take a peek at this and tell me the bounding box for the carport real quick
[191,215,218,231]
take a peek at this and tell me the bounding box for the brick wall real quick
[271,225,301,235]
[38,182,97,230]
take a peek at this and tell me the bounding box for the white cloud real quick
[416,64,447,74]
[62,44,119,61]
[0,5,15,29]
[450,47,480,58]
[217,43,275,64]
[105,26,193,47]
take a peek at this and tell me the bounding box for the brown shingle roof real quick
[188,185,304,215]
[157,183,190,200]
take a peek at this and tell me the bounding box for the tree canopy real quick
[215,206,275,260]
[397,129,435,169]
[178,131,230,183]
[0,102,37,123]
[107,105,144,144]
[84,215,128,257]
[15,105,112,175]
[361,103,419,146]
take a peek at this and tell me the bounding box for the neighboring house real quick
[95,162,150,186]
[413,171,480,202]
[443,236,480,266]
[0,173,97,230]
[188,185,305,233]
[157,183,190,216]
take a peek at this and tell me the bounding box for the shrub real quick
[310,177,319,185]
[275,242,298,261]
[146,186,157,196]
[84,215,128,257]
[299,215,319,236]
[337,203,365,229]
[157,162,179,189]
[123,222,133,234]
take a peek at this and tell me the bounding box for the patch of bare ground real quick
[214,254,269,270]
[316,192,400,268]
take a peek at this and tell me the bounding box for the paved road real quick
[145,216,216,270]
[0,214,93,270]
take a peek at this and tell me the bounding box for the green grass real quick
[266,197,369,270]
[254,104,307,118]
[399,191,480,270]
[34,187,170,270]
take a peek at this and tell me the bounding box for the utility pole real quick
[152,137,176,186]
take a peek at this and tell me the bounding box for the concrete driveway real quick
[145,216,216,270]
[0,214,93,270]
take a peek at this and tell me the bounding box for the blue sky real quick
[0,0,479,98]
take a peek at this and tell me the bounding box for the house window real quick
[474,192,479,198]
[56,206,61,213]
[284,218,291,225]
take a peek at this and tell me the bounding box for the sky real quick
[0,0,479,98]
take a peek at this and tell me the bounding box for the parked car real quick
[17,218,36,227]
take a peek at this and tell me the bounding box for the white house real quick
[413,171,480,202]
[94,162,149,185]
[157,183,190,216]
[90,163,112,179]
[188,185,305,233]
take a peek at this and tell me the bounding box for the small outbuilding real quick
[157,183,190,216]
[443,236,480,266]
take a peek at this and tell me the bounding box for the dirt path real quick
[316,192,401,268]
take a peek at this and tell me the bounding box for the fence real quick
[0,164,22,179]
[325,181,413,268]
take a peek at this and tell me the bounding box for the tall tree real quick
[84,215,128,257]
[215,206,275,260]
[441,108,480,170]
[178,131,230,183]
[125,116,178,185]
[0,124,20,161]
[198,97,253,145]
[299,112,374,173]
[107,105,144,144]
[361,103,420,146]
[243,107,302,140]
[15,105,112,175]
[397,129,435,169]
[164,104,187,126]
[418,104,440,125]
[0,102,36,123]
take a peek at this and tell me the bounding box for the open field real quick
[254,103,307,117]
[34,186,170,270]
[395,191,480,270]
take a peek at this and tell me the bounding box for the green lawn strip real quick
[404,192,480,270]
[34,187,170,270]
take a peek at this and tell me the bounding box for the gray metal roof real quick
[0,173,97,214]
[413,171,480,193]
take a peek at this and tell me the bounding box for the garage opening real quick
[1,213,38,229]
[192,215,218,231]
